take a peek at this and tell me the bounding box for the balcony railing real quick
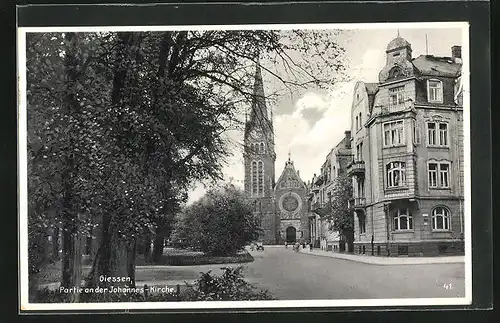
[348,197,366,209]
[380,99,414,115]
[347,158,365,177]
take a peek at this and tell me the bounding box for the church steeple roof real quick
[249,62,268,123]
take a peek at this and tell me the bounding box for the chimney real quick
[452,45,462,59]
[344,130,351,149]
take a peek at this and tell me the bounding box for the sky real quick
[187,25,464,204]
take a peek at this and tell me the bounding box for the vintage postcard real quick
[18,21,471,311]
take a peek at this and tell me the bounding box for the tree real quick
[327,174,354,252]
[173,184,261,255]
[25,29,349,298]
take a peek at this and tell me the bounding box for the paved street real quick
[241,246,465,300]
[41,246,465,300]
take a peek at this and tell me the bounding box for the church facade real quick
[243,64,310,244]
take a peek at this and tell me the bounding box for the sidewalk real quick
[298,248,464,265]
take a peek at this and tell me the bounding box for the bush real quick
[142,251,254,266]
[33,266,274,302]
[185,266,274,301]
[172,184,262,256]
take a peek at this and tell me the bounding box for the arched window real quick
[251,161,258,195]
[393,208,412,230]
[432,206,451,230]
[257,161,264,195]
[388,66,402,79]
[260,142,265,154]
[386,162,406,188]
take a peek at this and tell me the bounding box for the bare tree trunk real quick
[152,228,165,264]
[51,225,60,261]
[61,213,82,302]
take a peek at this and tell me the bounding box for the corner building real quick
[348,36,465,257]
[243,64,309,244]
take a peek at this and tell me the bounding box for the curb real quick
[297,250,465,265]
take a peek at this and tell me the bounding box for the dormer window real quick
[389,86,405,106]
[427,79,443,103]
[388,66,403,80]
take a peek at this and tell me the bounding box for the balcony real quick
[314,175,325,186]
[348,197,366,210]
[347,159,365,178]
[380,99,414,115]
[311,202,331,216]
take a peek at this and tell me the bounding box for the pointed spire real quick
[397,28,400,37]
[288,150,291,161]
[249,58,268,123]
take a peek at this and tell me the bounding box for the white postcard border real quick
[17,21,472,311]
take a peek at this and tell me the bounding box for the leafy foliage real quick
[25,30,348,290]
[173,184,261,255]
[185,266,274,301]
[327,174,354,239]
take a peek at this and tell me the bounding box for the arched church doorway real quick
[286,226,297,243]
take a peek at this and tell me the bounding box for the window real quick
[393,208,413,230]
[383,120,404,146]
[356,143,363,161]
[427,122,448,146]
[413,121,421,145]
[428,161,451,188]
[427,123,436,145]
[432,207,451,230]
[359,112,362,129]
[388,66,402,79]
[260,142,265,154]
[389,86,405,106]
[355,115,359,130]
[257,161,264,194]
[358,213,366,234]
[427,79,443,103]
[439,123,448,146]
[251,161,258,194]
[386,161,406,188]
[439,163,449,188]
[428,163,438,188]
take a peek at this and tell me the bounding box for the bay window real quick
[387,161,406,188]
[383,120,405,146]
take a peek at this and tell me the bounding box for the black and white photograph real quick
[18,21,471,310]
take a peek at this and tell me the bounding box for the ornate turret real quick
[379,33,416,83]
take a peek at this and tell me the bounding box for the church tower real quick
[244,63,277,243]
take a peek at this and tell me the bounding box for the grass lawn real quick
[136,248,254,266]
[34,248,253,285]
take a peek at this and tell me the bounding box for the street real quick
[240,246,465,300]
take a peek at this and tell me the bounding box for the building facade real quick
[348,36,465,257]
[307,131,352,251]
[243,64,309,244]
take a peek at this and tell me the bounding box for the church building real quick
[243,64,310,244]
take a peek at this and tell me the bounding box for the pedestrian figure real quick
[309,243,313,251]
[250,243,255,251]
[285,241,288,249]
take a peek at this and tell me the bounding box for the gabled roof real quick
[411,54,462,77]
[365,83,379,95]
[274,158,307,191]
